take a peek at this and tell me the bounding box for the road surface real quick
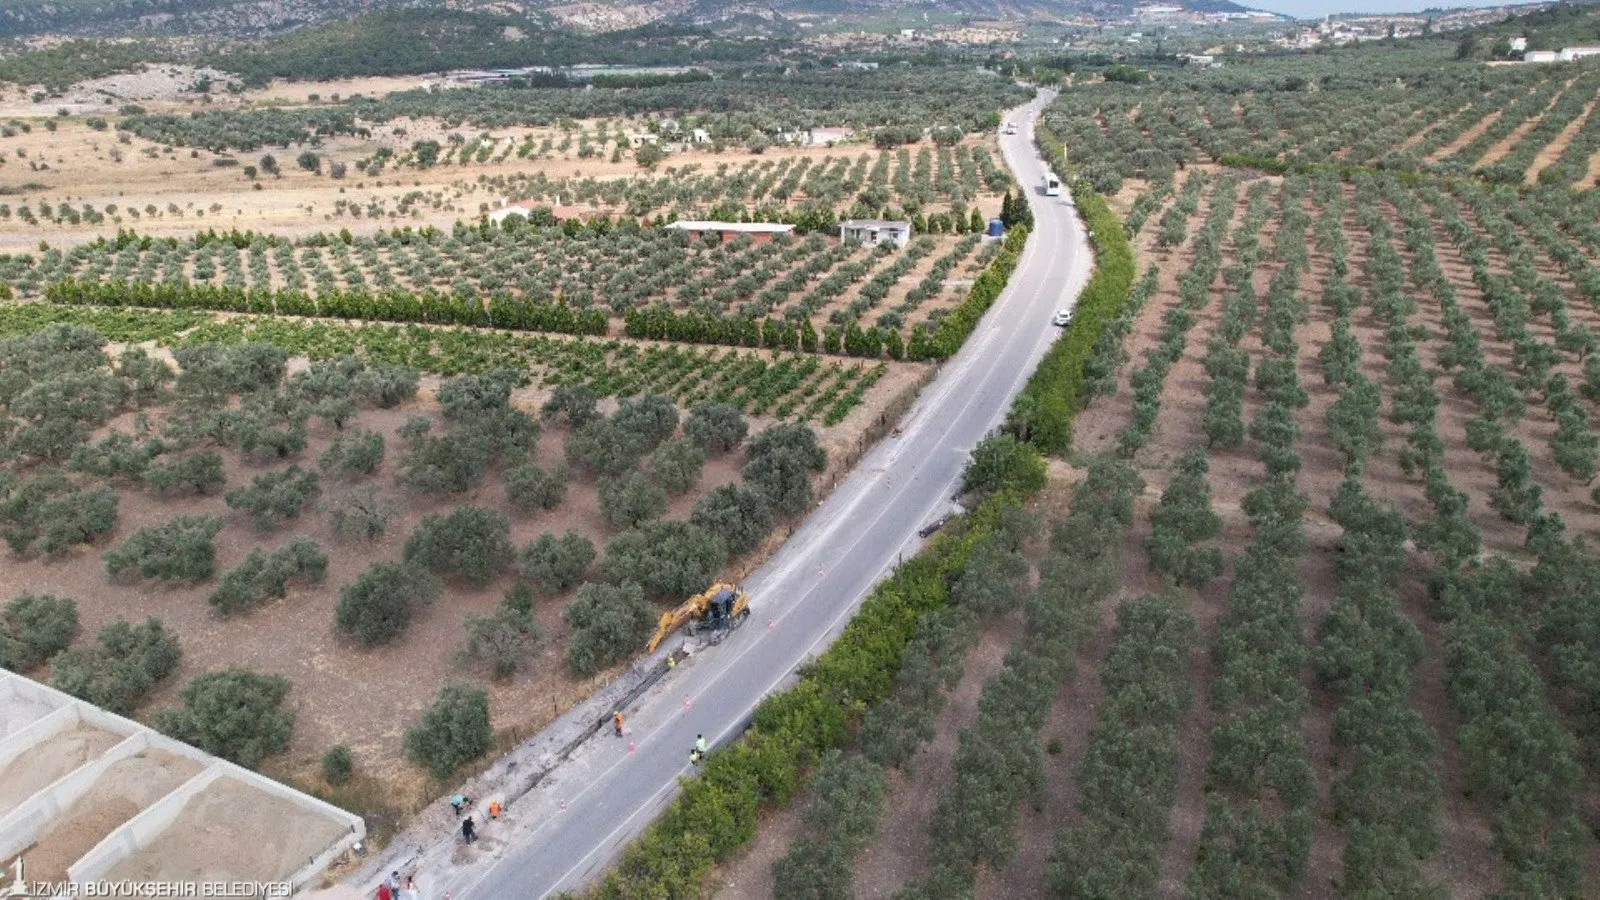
[453,87,1089,899]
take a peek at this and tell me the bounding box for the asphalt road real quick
[454,87,1088,899]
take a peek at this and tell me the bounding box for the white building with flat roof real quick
[667,221,795,243]
[840,219,913,248]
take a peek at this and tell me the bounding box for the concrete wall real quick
[0,671,364,894]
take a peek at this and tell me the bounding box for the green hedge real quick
[1007,126,1136,455]
[928,225,1029,359]
[44,278,609,337]
[589,495,1012,898]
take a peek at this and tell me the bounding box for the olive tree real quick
[404,683,492,780]
[335,561,442,646]
[601,520,725,599]
[104,515,225,582]
[403,506,515,586]
[154,668,294,769]
[225,466,321,530]
[598,472,669,530]
[0,593,78,671]
[50,617,181,715]
[565,581,655,677]
[685,402,748,452]
[520,530,595,594]
[690,484,774,556]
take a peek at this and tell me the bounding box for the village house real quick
[840,219,913,248]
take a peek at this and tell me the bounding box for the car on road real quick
[1052,310,1073,327]
[1003,121,1018,135]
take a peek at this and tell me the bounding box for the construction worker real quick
[488,799,502,819]
[696,734,708,756]
[613,711,625,737]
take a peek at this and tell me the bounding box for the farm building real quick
[1559,46,1600,61]
[840,219,914,248]
[666,221,796,243]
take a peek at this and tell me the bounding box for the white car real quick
[1052,310,1073,327]
[1003,122,1018,135]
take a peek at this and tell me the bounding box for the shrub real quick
[961,434,1047,496]
[404,683,492,780]
[602,520,725,599]
[143,452,225,496]
[565,581,656,677]
[104,515,225,582]
[685,402,748,452]
[505,463,568,512]
[598,472,669,530]
[404,506,515,586]
[324,485,397,540]
[336,561,442,646]
[0,474,118,556]
[458,603,542,680]
[318,428,385,479]
[207,538,328,616]
[154,668,294,769]
[691,484,774,556]
[322,745,354,785]
[225,466,321,530]
[0,593,78,672]
[50,617,181,715]
[521,530,595,594]
[651,440,706,495]
[541,383,601,428]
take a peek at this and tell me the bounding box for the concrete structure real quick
[840,219,913,248]
[1559,46,1600,61]
[627,132,659,147]
[0,671,363,893]
[1525,50,1559,63]
[808,127,856,146]
[667,220,795,243]
[691,128,711,144]
[1510,36,1527,52]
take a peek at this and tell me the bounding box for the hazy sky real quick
[1246,0,1531,18]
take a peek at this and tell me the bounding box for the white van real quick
[1043,172,1062,196]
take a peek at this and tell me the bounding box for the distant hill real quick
[0,0,1249,39]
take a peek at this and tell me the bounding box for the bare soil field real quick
[0,107,1002,254]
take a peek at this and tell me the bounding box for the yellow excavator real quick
[646,582,751,653]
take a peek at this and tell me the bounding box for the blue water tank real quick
[986,218,1006,237]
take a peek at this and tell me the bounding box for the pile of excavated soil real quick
[24,749,203,882]
[0,723,122,812]
[0,693,58,738]
[103,777,347,883]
